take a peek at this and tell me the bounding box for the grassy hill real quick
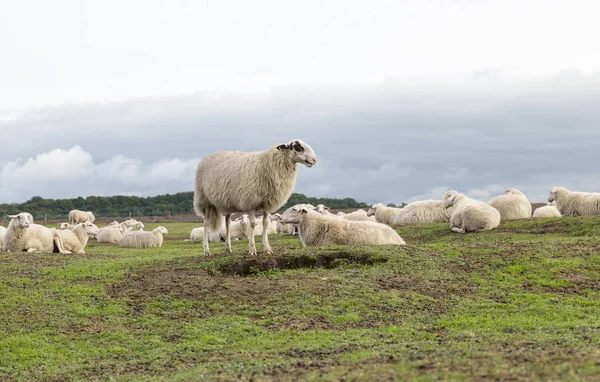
[1,216,599,380]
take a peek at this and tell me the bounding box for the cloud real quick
[0,146,198,203]
[2,70,600,204]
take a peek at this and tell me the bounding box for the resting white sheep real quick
[393,200,453,225]
[342,209,376,222]
[59,223,76,230]
[444,191,500,233]
[487,188,532,221]
[194,139,317,256]
[2,213,58,253]
[0,226,7,249]
[533,201,562,218]
[367,204,401,225]
[69,210,96,224]
[548,187,600,217]
[97,223,126,243]
[279,205,405,246]
[270,213,294,234]
[54,222,100,254]
[253,216,279,236]
[222,214,252,240]
[120,226,169,248]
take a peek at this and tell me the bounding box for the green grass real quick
[1,217,600,380]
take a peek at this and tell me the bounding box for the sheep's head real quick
[82,221,101,235]
[279,205,309,224]
[59,223,70,230]
[444,192,461,208]
[154,226,168,234]
[8,213,32,229]
[548,187,567,203]
[315,204,330,214]
[270,213,281,221]
[367,203,384,217]
[277,139,317,168]
[237,214,250,226]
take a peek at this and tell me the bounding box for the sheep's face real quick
[548,187,559,203]
[155,226,168,234]
[444,193,458,208]
[277,139,318,168]
[279,206,306,224]
[443,190,458,203]
[315,204,329,214]
[238,214,250,226]
[270,213,281,221]
[366,206,376,217]
[9,213,32,229]
[60,223,70,230]
[82,222,101,235]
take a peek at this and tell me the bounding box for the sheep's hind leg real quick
[262,211,273,255]
[224,214,232,254]
[247,212,257,256]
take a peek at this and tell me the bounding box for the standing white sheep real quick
[194,139,317,256]
[548,187,600,217]
[443,191,500,233]
[120,226,169,248]
[279,205,405,246]
[2,213,58,253]
[533,201,562,218]
[69,210,96,224]
[487,188,532,221]
[54,222,100,254]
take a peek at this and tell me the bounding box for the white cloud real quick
[0,146,198,203]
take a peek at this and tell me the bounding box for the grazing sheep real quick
[444,192,500,233]
[3,213,58,253]
[279,205,405,246]
[393,200,452,226]
[54,222,100,254]
[69,210,96,224]
[0,226,6,248]
[367,204,400,225]
[194,139,317,256]
[548,187,600,217]
[533,201,562,218]
[120,226,168,248]
[487,188,532,221]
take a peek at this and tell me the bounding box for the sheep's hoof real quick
[248,248,257,256]
[225,247,232,255]
[204,251,212,256]
[263,247,273,255]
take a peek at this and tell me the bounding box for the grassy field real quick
[1,217,600,381]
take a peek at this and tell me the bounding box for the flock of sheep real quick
[0,211,169,254]
[0,138,597,257]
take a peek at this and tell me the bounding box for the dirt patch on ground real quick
[549,270,600,294]
[377,275,471,300]
[108,267,330,302]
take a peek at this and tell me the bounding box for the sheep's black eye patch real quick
[291,141,305,152]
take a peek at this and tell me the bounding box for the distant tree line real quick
[0,192,378,220]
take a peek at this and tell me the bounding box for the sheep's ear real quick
[301,208,308,214]
[325,206,330,210]
[289,140,305,152]
[277,144,289,151]
[8,215,17,219]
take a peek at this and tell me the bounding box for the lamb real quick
[487,188,532,221]
[120,226,169,248]
[2,213,58,253]
[443,191,500,233]
[548,187,600,217]
[533,201,562,218]
[194,139,317,256]
[0,226,7,249]
[392,200,453,225]
[69,210,96,224]
[54,222,100,254]
[367,204,401,225]
[279,205,405,246]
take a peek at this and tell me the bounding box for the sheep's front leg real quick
[203,208,212,256]
[26,248,39,253]
[451,226,465,233]
[248,212,257,256]
[262,211,273,254]
[224,214,232,254]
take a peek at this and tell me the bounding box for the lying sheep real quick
[342,209,376,222]
[0,226,6,249]
[120,226,169,248]
[3,213,58,253]
[54,222,100,254]
[97,225,125,243]
[393,200,453,225]
[548,187,600,217]
[487,188,532,221]
[59,223,76,230]
[533,201,562,218]
[271,213,295,234]
[444,191,500,233]
[367,204,401,225]
[253,216,278,236]
[194,139,317,256]
[222,214,252,240]
[279,205,405,246]
[69,210,96,224]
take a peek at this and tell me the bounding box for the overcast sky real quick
[1,0,600,204]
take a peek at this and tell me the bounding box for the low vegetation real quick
[1,217,600,380]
